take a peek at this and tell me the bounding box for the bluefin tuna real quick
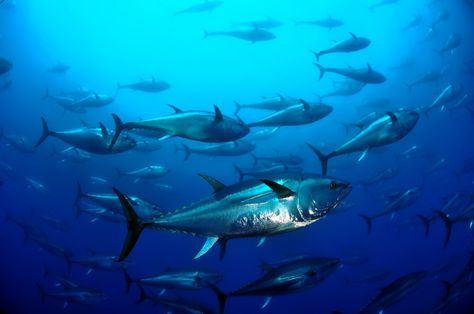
[234,95,300,114]
[203,26,276,43]
[308,110,419,175]
[112,172,351,261]
[180,141,255,161]
[117,76,170,93]
[247,100,332,128]
[108,105,249,148]
[314,63,386,84]
[312,33,371,61]
[35,117,136,154]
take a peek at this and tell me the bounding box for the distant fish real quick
[136,289,215,314]
[369,0,399,11]
[47,62,70,74]
[431,9,450,28]
[35,117,136,154]
[294,15,344,30]
[312,33,371,61]
[67,252,126,274]
[117,76,170,93]
[174,0,223,15]
[400,15,422,32]
[180,141,255,161]
[42,89,86,113]
[51,146,92,163]
[232,17,284,29]
[234,164,292,182]
[247,100,333,127]
[108,105,249,149]
[0,56,12,75]
[308,110,419,175]
[251,152,304,167]
[122,267,223,293]
[116,165,169,182]
[37,282,108,307]
[0,79,12,91]
[424,83,463,114]
[389,58,416,71]
[209,255,341,313]
[358,166,399,189]
[357,271,427,314]
[234,94,300,114]
[359,186,423,233]
[246,127,279,141]
[314,63,386,84]
[405,70,442,93]
[0,130,36,153]
[320,79,365,99]
[434,33,461,55]
[203,26,276,43]
[72,92,114,109]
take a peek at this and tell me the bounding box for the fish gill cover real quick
[0,0,473,313]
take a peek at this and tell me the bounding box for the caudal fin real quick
[313,63,326,80]
[434,210,453,248]
[135,285,148,304]
[312,51,321,62]
[181,143,191,161]
[37,283,46,304]
[109,114,124,151]
[234,164,244,182]
[42,88,50,100]
[113,188,147,261]
[233,101,241,115]
[122,268,134,294]
[306,143,329,176]
[358,214,373,234]
[207,282,228,314]
[417,214,431,238]
[35,117,51,147]
[72,182,84,216]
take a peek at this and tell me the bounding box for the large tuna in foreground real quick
[113,172,351,261]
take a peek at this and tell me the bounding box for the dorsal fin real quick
[299,99,310,111]
[387,112,397,124]
[79,119,89,127]
[277,93,285,101]
[349,32,357,40]
[167,104,183,113]
[367,63,373,73]
[261,179,295,199]
[214,105,223,122]
[99,123,108,137]
[151,76,156,84]
[198,173,226,193]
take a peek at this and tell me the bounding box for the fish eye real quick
[329,181,337,190]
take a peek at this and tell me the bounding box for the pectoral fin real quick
[261,296,272,309]
[357,149,369,162]
[194,237,219,259]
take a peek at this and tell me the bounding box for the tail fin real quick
[312,51,321,62]
[358,214,373,234]
[42,88,50,100]
[72,182,84,212]
[313,63,326,80]
[135,285,148,304]
[234,164,244,182]
[109,114,125,151]
[306,143,329,176]
[434,210,452,248]
[122,268,133,294]
[37,283,46,304]
[35,117,51,147]
[181,143,191,161]
[417,214,431,238]
[340,123,351,136]
[113,188,147,261]
[250,153,258,167]
[207,282,228,314]
[233,101,241,115]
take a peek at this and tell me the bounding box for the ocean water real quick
[1,0,474,313]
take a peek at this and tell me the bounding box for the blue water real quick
[1,0,474,313]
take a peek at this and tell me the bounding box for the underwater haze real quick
[1,0,474,313]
